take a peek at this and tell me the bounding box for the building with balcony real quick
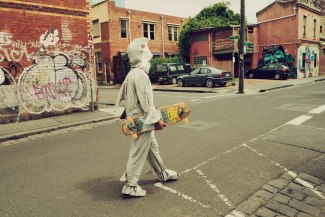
[91,0,185,84]
[257,0,322,78]
[190,25,258,77]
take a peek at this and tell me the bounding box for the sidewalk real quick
[0,110,117,142]
[100,76,325,94]
[1,76,324,143]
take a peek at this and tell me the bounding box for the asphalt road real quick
[1,81,325,217]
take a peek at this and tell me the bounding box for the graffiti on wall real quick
[0,28,91,117]
[17,29,90,114]
[298,46,319,78]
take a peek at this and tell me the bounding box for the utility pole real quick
[238,0,245,94]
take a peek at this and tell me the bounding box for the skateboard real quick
[121,102,190,139]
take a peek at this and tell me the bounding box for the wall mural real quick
[0,28,92,121]
[298,46,319,78]
[258,44,296,78]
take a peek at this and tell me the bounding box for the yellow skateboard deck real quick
[121,102,190,139]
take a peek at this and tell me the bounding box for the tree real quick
[178,1,240,62]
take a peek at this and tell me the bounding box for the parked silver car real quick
[177,66,232,88]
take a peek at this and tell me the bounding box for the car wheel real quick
[219,82,227,87]
[274,73,281,80]
[171,77,177,85]
[177,79,184,87]
[205,79,214,88]
[248,72,254,79]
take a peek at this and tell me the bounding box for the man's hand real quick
[154,121,165,131]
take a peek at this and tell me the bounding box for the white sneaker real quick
[157,169,179,182]
[122,184,146,198]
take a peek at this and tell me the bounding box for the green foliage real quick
[178,1,240,62]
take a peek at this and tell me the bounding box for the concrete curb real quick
[153,88,217,93]
[259,84,294,92]
[0,116,116,143]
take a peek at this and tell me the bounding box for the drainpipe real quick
[161,16,165,58]
[127,10,132,43]
[258,5,297,24]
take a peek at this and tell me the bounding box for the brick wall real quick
[0,0,96,123]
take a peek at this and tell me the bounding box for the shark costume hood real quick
[127,37,153,73]
[115,38,158,121]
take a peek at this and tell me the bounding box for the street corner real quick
[226,172,325,217]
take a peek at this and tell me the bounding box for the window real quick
[303,15,307,37]
[93,19,100,38]
[193,56,207,65]
[143,23,155,40]
[168,25,179,41]
[176,64,184,70]
[95,52,103,73]
[321,26,323,33]
[191,33,208,42]
[199,68,209,74]
[313,19,317,38]
[120,19,128,38]
[169,65,177,72]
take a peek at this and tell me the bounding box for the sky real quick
[124,0,276,23]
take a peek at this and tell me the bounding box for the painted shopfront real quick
[297,45,319,78]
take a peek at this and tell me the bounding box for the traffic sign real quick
[244,42,254,46]
[229,35,239,40]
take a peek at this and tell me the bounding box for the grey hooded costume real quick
[115,38,178,197]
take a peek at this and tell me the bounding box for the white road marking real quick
[225,210,248,217]
[190,99,201,102]
[204,94,231,99]
[179,145,243,176]
[196,170,234,208]
[309,104,325,114]
[285,115,312,125]
[154,183,213,210]
[242,144,324,199]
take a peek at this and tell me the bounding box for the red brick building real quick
[190,25,258,77]
[0,0,95,122]
[257,0,322,78]
[91,0,185,84]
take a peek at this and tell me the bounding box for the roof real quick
[190,24,258,33]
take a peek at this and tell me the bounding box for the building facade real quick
[257,0,322,78]
[0,0,95,123]
[190,25,258,77]
[91,0,185,84]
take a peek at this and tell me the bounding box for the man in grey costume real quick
[115,37,178,198]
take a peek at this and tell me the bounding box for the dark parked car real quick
[155,63,192,84]
[177,66,232,88]
[245,63,290,80]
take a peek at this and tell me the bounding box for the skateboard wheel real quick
[131,134,138,139]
